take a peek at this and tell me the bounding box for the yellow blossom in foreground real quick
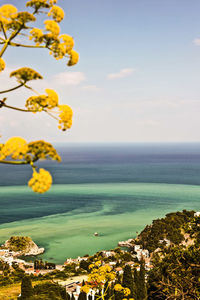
[114,284,124,292]
[28,168,52,193]
[58,104,73,131]
[26,89,58,111]
[81,285,91,294]
[0,4,17,21]
[49,0,57,5]
[26,0,50,10]
[44,19,60,36]
[0,137,28,160]
[0,58,5,72]
[59,34,74,53]
[68,50,79,66]
[48,5,64,22]
[123,288,131,297]
[10,67,43,83]
[29,28,44,44]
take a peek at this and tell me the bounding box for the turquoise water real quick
[0,144,200,263]
[0,182,200,263]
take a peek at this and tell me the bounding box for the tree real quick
[78,292,87,300]
[122,265,134,297]
[0,0,79,193]
[133,262,147,300]
[21,275,33,299]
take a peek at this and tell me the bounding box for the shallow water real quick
[0,182,200,263]
[1,144,200,263]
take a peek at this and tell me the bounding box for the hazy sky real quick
[1,0,200,143]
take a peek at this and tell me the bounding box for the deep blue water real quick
[1,143,200,225]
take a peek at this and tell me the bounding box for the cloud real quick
[193,38,200,46]
[53,71,86,86]
[82,85,100,92]
[107,68,135,80]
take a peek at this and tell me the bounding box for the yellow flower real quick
[114,284,124,292]
[89,264,94,269]
[58,104,73,131]
[0,58,5,72]
[59,34,74,53]
[28,168,52,193]
[49,0,57,5]
[48,5,64,22]
[10,67,43,83]
[123,288,131,297]
[81,285,90,294]
[0,4,18,21]
[44,19,60,36]
[26,89,58,111]
[95,260,101,267]
[45,89,59,107]
[0,137,28,160]
[68,50,79,66]
[29,28,44,44]
[26,0,50,11]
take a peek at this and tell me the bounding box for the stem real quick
[44,110,58,121]
[24,84,40,95]
[0,41,9,57]
[1,102,35,113]
[0,83,24,94]
[0,21,7,40]
[0,160,28,165]
[10,42,46,49]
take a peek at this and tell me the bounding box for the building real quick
[194,212,200,217]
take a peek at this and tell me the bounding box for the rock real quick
[3,236,44,257]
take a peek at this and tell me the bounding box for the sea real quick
[0,143,200,264]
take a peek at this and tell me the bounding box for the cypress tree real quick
[21,275,33,299]
[78,292,87,300]
[138,262,147,300]
[122,265,134,297]
[66,293,71,300]
[71,293,75,300]
[133,269,139,300]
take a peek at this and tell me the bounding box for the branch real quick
[0,102,36,113]
[0,160,28,165]
[10,42,46,49]
[0,21,7,40]
[0,83,24,94]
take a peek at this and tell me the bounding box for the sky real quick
[1,0,200,143]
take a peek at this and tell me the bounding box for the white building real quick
[194,212,200,217]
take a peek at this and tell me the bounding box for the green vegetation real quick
[148,244,200,299]
[21,275,33,299]
[122,265,134,297]
[5,236,33,252]
[138,210,195,252]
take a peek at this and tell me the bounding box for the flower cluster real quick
[0,4,18,24]
[26,0,57,11]
[28,168,52,193]
[68,50,79,66]
[44,19,60,36]
[0,137,28,160]
[0,58,5,72]
[48,5,64,22]
[87,261,116,289]
[114,284,131,298]
[58,104,73,131]
[81,285,91,294]
[26,89,59,111]
[10,67,43,83]
[26,140,61,163]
